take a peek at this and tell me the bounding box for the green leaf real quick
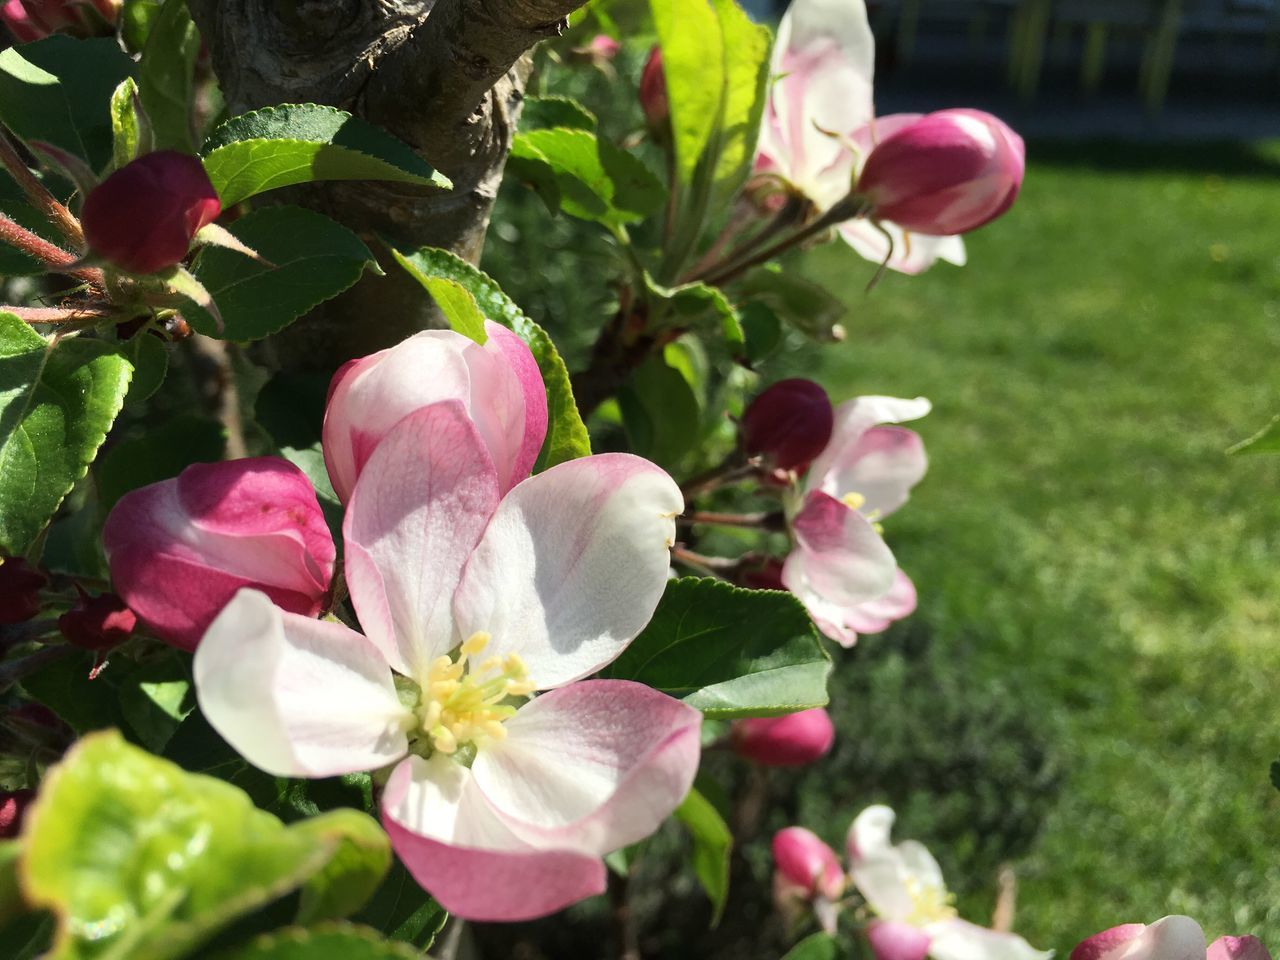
[0,315,133,555]
[0,839,23,926]
[116,651,195,754]
[739,266,847,342]
[0,37,134,171]
[673,789,732,926]
[21,730,390,960]
[644,276,745,350]
[136,0,200,152]
[292,811,393,925]
[781,932,840,960]
[520,96,596,132]
[20,649,123,733]
[707,0,771,213]
[351,862,447,950]
[95,413,224,513]
[202,104,451,207]
[109,78,145,169]
[739,300,783,364]
[185,206,379,341]
[618,356,701,470]
[279,444,342,541]
[121,334,168,407]
[211,923,422,960]
[121,0,164,53]
[389,246,591,470]
[1227,414,1280,455]
[603,577,832,718]
[391,251,486,344]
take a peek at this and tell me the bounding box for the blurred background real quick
[481,1,1280,955]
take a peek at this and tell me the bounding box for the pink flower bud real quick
[742,378,834,472]
[103,457,336,651]
[732,708,835,767]
[1,0,45,40]
[772,826,846,901]
[639,46,669,137]
[586,34,620,60]
[0,789,34,839]
[57,588,136,652]
[0,557,46,624]
[1210,937,1273,960]
[856,109,1024,236]
[742,557,785,591]
[867,920,933,960]
[2,0,117,41]
[82,150,221,274]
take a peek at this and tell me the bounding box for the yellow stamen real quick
[415,633,535,755]
[841,491,867,511]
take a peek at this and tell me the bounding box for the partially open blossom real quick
[639,46,669,137]
[849,805,1050,960]
[1072,916,1272,960]
[0,789,34,838]
[732,708,834,767]
[103,457,335,651]
[742,378,834,472]
[81,151,221,274]
[323,323,546,504]
[856,109,1024,236]
[780,395,929,646]
[57,589,136,652]
[0,557,46,624]
[195,383,699,921]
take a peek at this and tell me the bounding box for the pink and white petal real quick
[815,425,927,519]
[868,920,933,960]
[847,804,914,920]
[344,402,501,680]
[193,589,410,778]
[1070,924,1148,960]
[471,680,701,855]
[482,320,547,487]
[382,754,607,922]
[1070,917,1205,960]
[783,492,897,616]
[453,454,683,687]
[926,920,1053,960]
[1209,936,1273,960]
[459,333,532,495]
[807,396,931,498]
[841,568,918,640]
[839,218,966,275]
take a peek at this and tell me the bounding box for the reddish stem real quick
[0,212,103,288]
[0,130,84,248]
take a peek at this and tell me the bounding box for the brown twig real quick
[0,129,84,248]
[3,304,113,325]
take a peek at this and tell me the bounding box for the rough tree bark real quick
[186,0,585,372]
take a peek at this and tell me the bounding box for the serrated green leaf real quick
[0,37,133,171]
[292,811,392,925]
[351,862,447,951]
[618,356,701,470]
[121,333,168,407]
[211,923,422,959]
[202,104,451,207]
[739,266,847,342]
[520,95,596,132]
[390,251,486,344]
[95,413,224,512]
[0,315,133,555]
[137,0,200,152]
[185,206,379,341]
[389,246,591,470]
[1228,414,1280,455]
[674,789,732,926]
[603,577,832,718]
[22,731,390,960]
[781,932,840,960]
[645,276,744,349]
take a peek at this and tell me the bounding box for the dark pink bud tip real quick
[857,108,1025,236]
[732,708,835,767]
[58,590,137,651]
[742,557,786,592]
[741,378,834,471]
[0,557,47,624]
[82,150,221,275]
[0,789,34,839]
[639,46,669,136]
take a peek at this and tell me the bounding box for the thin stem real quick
[680,457,758,501]
[4,304,113,325]
[0,130,84,248]
[677,202,759,284]
[607,870,642,960]
[671,546,742,576]
[0,212,103,288]
[680,510,778,529]
[683,195,808,285]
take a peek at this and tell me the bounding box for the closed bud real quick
[732,707,835,767]
[772,826,846,901]
[81,150,221,274]
[582,34,620,61]
[0,557,46,624]
[639,46,669,138]
[103,457,336,651]
[0,789,34,839]
[1,0,43,40]
[741,557,785,591]
[2,0,118,40]
[742,378,834,471]
[58,588,136,651]
[856,109,1024,236]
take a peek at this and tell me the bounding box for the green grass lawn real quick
[799,140,1280,952]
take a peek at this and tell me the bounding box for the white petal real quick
[193,589,410,778]
[815,425,927,519]
[840,219,967,275]
[927,919,1054,960]
[783,491,897,614]
[807,394,932,498]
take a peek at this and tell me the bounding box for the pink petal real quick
[1209,936,1273,960]
[453,454,683,687]
[928,919,1053,960]
[732,708,835,767]
[343,401,500,680]
[814,425,927,520]
[812,567,917,649]
[807,395,931,498]
[482,320,547,485]
[1071,917,1205,960]
[772,826,845,900]
[471,680,701,855]
[867,920,932,960]
[193,589,410,778]
[382,755,607,921]
[1070,924,1148,960]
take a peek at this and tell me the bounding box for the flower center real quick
[902,874,957,926]
[841,491,884,533]
[415,631,535,755]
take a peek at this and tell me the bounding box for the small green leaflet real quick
[674,788,733,926]
[137,0,200,152]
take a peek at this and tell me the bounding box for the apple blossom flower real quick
[57,588,136,652]
[773,826,846,932]
[741,378,835,473]
[323,322,546,503]
[1071,916,1272,960]
[194,396,700,922]
[103,457,335,651]
[0,789,33,838]
[81,151,221,275]
[732,707,835,767]
[1,0,116,40]
[848,805,1051,960]
[640,46,669,138]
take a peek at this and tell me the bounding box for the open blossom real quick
[848,805,1051,960]
[781,394,929,646]
[195,338,699,921]
[1072,916,1271,960]
[103,457,335,651]
[323,322,546,503]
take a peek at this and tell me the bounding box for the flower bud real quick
[0,789,34,839]
[741,378,834,472]
[1210,937,1273,960]
[2,0,118,41]
[0,557,46,624]
[772,826,845,901]
[1,0,44,40]
[81,150,221,274]
[732,708,835,767]
[639,46,669,138]
[584,34,620,60]
[58,588,136,652]
[856,109,1024,236]
[867,920,933,960]
[742,557,785,591]
[103,457,336,651]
